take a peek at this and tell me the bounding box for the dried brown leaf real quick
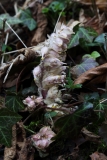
[16,122,34,160]
[79,9,106,34]
[74,63,107,85]
[81,127,100,142]
[75,0,107,10]
[31,0,52,45]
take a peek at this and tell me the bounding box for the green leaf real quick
[42,7,49,14]
[0,108,21,147]
[71,57,99,78]
[94,33,106,50]
[45,111,58,118]
[83,51,100,59]
[65,77,82,89]
[20,9,37,31]
[0,13,22,29]
[83,93,105,119]
[49,1,65,12]
[2,44,12,52]
[22,85,37,96]
[84,92,99,101]
[68,26,96,49]
[5,92,24,112]
[91,51,100,59]
[54,107,97,140]
[94,33,105,44]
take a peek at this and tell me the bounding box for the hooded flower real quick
[31,126,56,151]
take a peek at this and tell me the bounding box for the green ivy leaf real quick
[71,57,99,78]
[83,51,100,59]
[42,7,49,13]
[0,13,22,29]
[54,107,97,140]
[20,9,37,31]
[2,44,12,52]
[22,85,37,96]
[5,91,24,112]
[0,108,21,147]
[65,77,82,89]
[91,51,100,59]
[68,26,97,49]
[49,1,65,12]
[94,33,106,50]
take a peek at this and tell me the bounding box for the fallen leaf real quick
[79,9,106,34]
[31,0,52,45]
[71,57,99,79]
[74,63,107,85]
[76,0,107,10]
[81,127,100,142]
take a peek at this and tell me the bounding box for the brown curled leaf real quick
[74,63,107,85]
[81,127,100,142]
[79,9,106,34]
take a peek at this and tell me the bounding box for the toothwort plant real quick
[23,21,78,153]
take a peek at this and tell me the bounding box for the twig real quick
[53,7,65,33]
[1,46,34,55]
[23,106,44,124]
[94,110,104,113]
[0,18,27,48]
[1,32,9,64]
[5,21,27,48]
[104,34,107,92]
[3,57,15,83]
[45,106,73,114]
[63,101,83,108]
[0,2,7,13]
[23,125,35,134]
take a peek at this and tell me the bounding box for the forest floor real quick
[1,0,107,160]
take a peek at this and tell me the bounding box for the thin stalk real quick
[1,32,9,64]
[23,125,35,134]
[0,18,27,48]
[1,46,34,55]
[104,34,107,92]
[5,21,27,48]
[0,2,7,13]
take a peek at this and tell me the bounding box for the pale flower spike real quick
[31,23,74,114]
[23,22,76,113]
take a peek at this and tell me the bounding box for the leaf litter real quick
[1,0,107,159]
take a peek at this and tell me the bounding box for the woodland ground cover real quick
[1,0,107,159]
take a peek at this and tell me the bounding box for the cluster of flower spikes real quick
[32,23,74,114]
